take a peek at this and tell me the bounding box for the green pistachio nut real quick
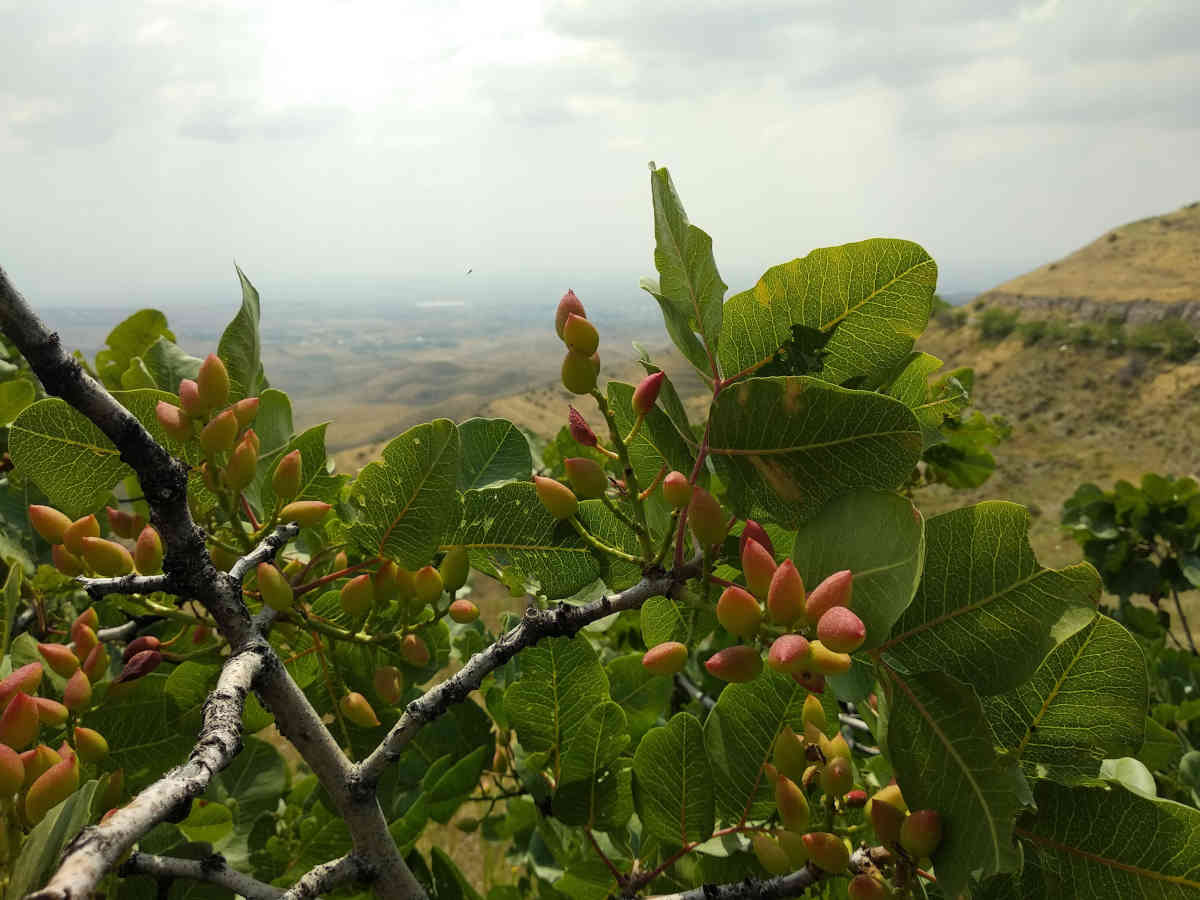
[273,450,303,502]
[279,501,332,528]
[562,313,600,355]
[717,586,763,638]
[801,832,850,873]
[533,476,578,520]
[28,505,72,543]
[257,563,295,612]
[687,486,728,547]
[340,573,375,617]
[339,692,381,728]
[196,354,231,411]
[561,349,598,394]
[62,514,100,557]
[661,471,692,508]
[641,641,688,676]
[564,457,609,499]
[134,525,164,575]
[751,834,792,876]
[439,546,470,592]
[900,809,943,859]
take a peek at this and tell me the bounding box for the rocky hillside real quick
[974,200,1200,324]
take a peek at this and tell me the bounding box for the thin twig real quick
[120,852,283,899]
[279,853,374,900]
[674,673,716,710]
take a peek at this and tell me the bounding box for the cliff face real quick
[974,201,1200,323]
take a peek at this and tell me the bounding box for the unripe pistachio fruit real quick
[809,641,853,675]
[0,743,24,795]
[792,669,826,694]
[439,546,470,592]
[717,586,763,638]
[567,406,598,447]
[739,519,775,558]
[98,768,125,812]
[533,476,578,520]
[0,692,40,749]
[178,379,206,418]
[374,561,410,605]
[225,435,258,492]
[873,782,907,813]
[81,536,134,577]
[767,559,806,625]
[62,514,100,557]
[82,643,110,682]
[340,574,375,617]
[401,634,431,667]
[339,692,380,728]
[900,809,943,859]
[34,697,69,727]
[29,505,72,543]
[105,506,135,539]
[52,544,85,577]
[555,289,587,338]
[631,371,664,415]
[704,645,762,683]
[820,756,853,797]
[74,726,109,763]
[233,396,260,429]
[279,501,332,528]
[778,830,809,868]
[870,794,906,846]
[197,354,231,410]
[805,569,853,622]
[802,694,827,732]
[741,538,776,600]
[414,566,444,605]
[661,471,692,508]
[134,525,164,575]
[817,606,867,653]
[561,350,598,395]
[156,401,193,442]
[73,607,99,639]
[273,450,303,502]
[373,665,405,705]
[774,773,810,832]
[751,834,791,876]
[257,563,295,612]
[564,457,609,500]
[641,641,688,676]
[63,668,93,712]
[0,663,43,707]
[562,313,600,355]
[25,755,79,824]
[20,745,60,788]
[38,643,79,678]
[848,874,892,900]
[823,733,852,762]
[772,725,807,781]
[448,598,480,624]
[199,408,238,455]
[687,486,728,547]
[801,832,850,873]
[767,634,810,675]
[115,649,162,684]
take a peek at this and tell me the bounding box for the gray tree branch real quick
[278,853,373,900]
[120,851,283,899]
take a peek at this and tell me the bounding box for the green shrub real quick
[978,307,1019,340]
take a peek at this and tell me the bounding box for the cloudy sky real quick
[0,0,1196,311]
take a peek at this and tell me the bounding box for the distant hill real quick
[974,201,1200,323]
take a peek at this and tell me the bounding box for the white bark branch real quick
[358,559,700,785]
[27,644,266,899]
[279,853,372,900]
[79,573,170,599]
[120,852,283,899]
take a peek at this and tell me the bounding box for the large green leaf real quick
[457,417,532,491]
[504,636,609,779]
[883,668,1031,897]
[880,502,1101,695]
[449,482,599,600]
[641,166,726,378]
[606,653,673,744]
[218,265,268,400]
[10,389,201,518]
[95,309,175,388]
[983,615,1148,780]
[207,735,289,828]
[790,489,924,650]
[883,352,969,448]
[1014,781,1200,896]
[348,419,460,567]
[707,377,922,528]
[703,668,812,824]
[142,336,202,392]
[0,377,35,424]
[560,701,630,785]
[5,780,99,900]
[634,712,713,846]
[717,238,935,386]
[553,759,634,831]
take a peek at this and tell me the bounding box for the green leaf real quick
[207,736,289,828]
[703,667,811,824]
[1139,716,1185,773]
[884,352,969,448]
[1,563,21,655]
[5,780,99,900]
[1100,756,1158,798]
[552,759,634,831]
[641,592,713,648]
[279,803,352,883]
[95,309,175,388]
[708,377,922,528]
[10,389,200,518]
[179,801,233,844]
[218,265,268,401]
[450,483,598,600]
[606,653,673,743]
[142,336,202,391]
[1015,781,1200,896]
[790,489,924,650]
[642,165,726,377]
[0,378,35,425]
[348,420,460,567]
[251,388,294,457]
[430,847,485,900]
[504,636,609,779]
[883,668,1031,896]
[633,712,713,846]
[457,418,533,491]
[983,615,1148,780]
[574,498,643,591]
[560,701,630,785]
[83,673,196,790]
[717,238,935,386]
[881,502,1102,695]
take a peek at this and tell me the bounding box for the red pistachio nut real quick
[704,645,762,683]
[178,378,207,418]
[801,832,850,873]
[340,573,375,617]
[555,289,587,338]
[272,450,303,502]
[0,663,43,709]
[83,642,110,682]
[767,559,806,625]
[767,634,811,675]
[80,536,134,577]
[448,598,480,624]
[199,408,238,456]
[741,538,776,600]
[805,569,853,622]
[400,634,431,667]
[413,565,444,605]
[631,371,664,415]
[156,401,193,442]
[224,435,258,492]
[817,606,867,653]
[34,697,69,727]
[0,742,24,795]
[900,809,944,859]
[775,773,810,832]
[62,514,100,557]
[134,525,164,575]
[113,649,162,684]
[29,504,72,543]
[38,643,79,678]
[642,641,688,676]
[739,519,775,558]
[25,755,79,824]
[717,586,763,638]
[820,756,853,797]
[124,635,164,663]
[105,506,135,539]
[279,501,332,528]
[567,406,599,447]
[373,665,405,705]
[62,668,93,712]
[0,691,39,750]
[848,874,892,899]
[233,396,260,429]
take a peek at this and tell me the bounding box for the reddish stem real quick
[585,828,627,889]
[293,559,380,598]
[239,494,260,531]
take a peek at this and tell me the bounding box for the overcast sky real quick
[1,0,1197,312]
